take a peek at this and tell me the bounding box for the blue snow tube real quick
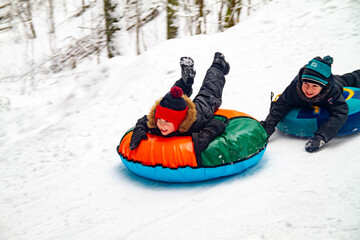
[277,87,360,137]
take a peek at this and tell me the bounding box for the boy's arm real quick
[192,119,226,153]
[261,81,297,137]
[306,94,348,152]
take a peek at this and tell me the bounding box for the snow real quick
[1,0,360,239]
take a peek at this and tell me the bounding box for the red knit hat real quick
[155,87,188,131]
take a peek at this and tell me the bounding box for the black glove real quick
[194,119,226,153]
[208,118,226,135]
[305,135,326,153]
[129,128,148,150]
[260,121,275,138]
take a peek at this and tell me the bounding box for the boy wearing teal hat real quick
[261,56,360,152]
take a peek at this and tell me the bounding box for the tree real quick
[103,0,121,58]
[125,0,161,54]
[247,0,252,16]
[218,1,225,32]
[224,0,242,29]
[15,0,37,39]
[167,0,178,39]
[195,0,206,34]
[47,0,56,52]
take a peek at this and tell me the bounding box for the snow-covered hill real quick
[1,0,360,239]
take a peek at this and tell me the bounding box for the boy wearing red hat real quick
[129,52,230,164]
[260,56,360,152]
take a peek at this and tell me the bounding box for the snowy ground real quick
[1,0,360,239]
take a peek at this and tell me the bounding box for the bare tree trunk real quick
[247,0,251,16]
[195,0,205,34]
[181,0,193,36]
[13,0,37,39]
[225,0,235,28]
[167,0,178,39]
[26,2,36,38]
[17,0,37,39]
[48,0,54,33]
[218,1,224,32]
[236,0,242,23]
[225,0,242,29]
[47,0,56,52]
[103,0,121,58]
[135,0,141,55]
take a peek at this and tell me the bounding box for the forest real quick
[0,0,269,92]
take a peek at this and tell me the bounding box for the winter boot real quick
[180,57,196,85]
[211,52,230,75]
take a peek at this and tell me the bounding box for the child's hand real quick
[260,121,275,138]
[193,119,226,153]
[129,128,148,150]
[209,118,226,135]
[305,135,326,152]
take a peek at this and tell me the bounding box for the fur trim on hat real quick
[147,94,197,133]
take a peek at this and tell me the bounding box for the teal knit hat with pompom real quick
[302,55,333,87]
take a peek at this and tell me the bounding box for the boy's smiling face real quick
[157,118,175,136]
[301,82,322,98]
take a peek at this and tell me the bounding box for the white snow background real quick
[1,0,360,239]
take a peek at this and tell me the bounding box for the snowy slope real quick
[1,0,360,239]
